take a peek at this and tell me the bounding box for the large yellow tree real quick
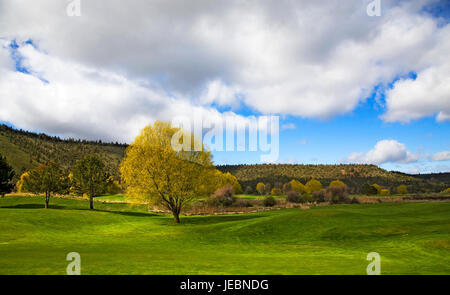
[120,121,215,223]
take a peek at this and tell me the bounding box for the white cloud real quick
[0,0,449,141]
[432,151,450,161]
[0,42,253,142]
[345,140,420,165]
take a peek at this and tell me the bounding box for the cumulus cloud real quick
[0,42,254,142]
[432,151,450,161]
[0,0,449,140]
[345,140,420,165]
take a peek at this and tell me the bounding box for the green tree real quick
[256,182,265,195]
[72,155,109,210]
[305,179,322,194]
[0,154,15,198]
[120,121,215,223]
[397,184,408,195]
[361,183,378,195]
[23,161,64,208]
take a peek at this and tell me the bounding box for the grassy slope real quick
[0,196,449,274]
[0,134,37,174]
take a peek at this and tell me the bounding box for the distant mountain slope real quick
[0,124,448,193]
[0,124,126,180]
[218,164,449,194]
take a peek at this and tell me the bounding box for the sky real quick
[0,0,449,173]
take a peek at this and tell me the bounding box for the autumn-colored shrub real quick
[209,184,236,207]
[271,187,282,196]
[286,190,301,203]
[397,184,408,194]
[263,196,276,207]
[380,189,390,196]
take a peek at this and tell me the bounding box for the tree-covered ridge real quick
[217,164,448,194]
[0,124,126,180]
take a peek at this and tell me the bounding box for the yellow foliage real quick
[397,184,408,194]
[381,189,390,195]
[120,121,215,223]
[329,180,345,188]
[256,182,265,195]
[16,171,30,193]
[290,179,307,194]
[372,184,382,194]
[305,179,322,194]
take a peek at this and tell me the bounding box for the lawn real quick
[237,194,286,200]
[0,196,449,274]
[95,194,127,202]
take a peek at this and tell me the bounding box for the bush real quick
[263,196,276,207]
[244,186,253,194]
[209,184,236,207]
[397,184,408,194]
[329,180,345,187]
[372,184,382,194]
[286,190,301,203]
[305,179,322,194]
[361,183,378,195]
[325,184,350,204]
[256,182,265,195]
[283,182,292,194]
[235,198,253,207]
[312,189,327,202]
[380,189,390,196]
[271,187,282,196]
[444,188,450,194]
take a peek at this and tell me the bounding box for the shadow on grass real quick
[86,209,159,218]
[0,204,65,209]
[157,213,268,226]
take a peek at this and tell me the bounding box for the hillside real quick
[218,164,449,194]
[0,124,448,193]
[0,124,126,180]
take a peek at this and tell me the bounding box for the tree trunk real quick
[173,210,180,224]
[89,196,94,210]
[45,192,49,209]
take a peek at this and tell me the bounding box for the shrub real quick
[264,183,272,195]
[209,184,236,207]
[235,198,253,207]
[397,184,408,195]
[263,196,276,207]
[283,182,292,194]
[305,179,322,194]
[361,183,378,195]
[286,190,301,203]
[271,187,282,196]
[290,179,307,194]
[380,189,390,196]
[244,186,253,194]
[325,184,350,204]
[444,188,450,194]
[372,184,382,194]
[312,189,327,202]
[329,180,345,187]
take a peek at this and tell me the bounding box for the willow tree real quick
[120,121,215,223]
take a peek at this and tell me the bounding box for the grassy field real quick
[237,194,286,200]
[95,194,127,202]
[0,196,449,274]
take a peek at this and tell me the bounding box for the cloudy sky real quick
[0,0,449,172]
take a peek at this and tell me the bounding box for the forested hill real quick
[0,124,126,180]
[217,164,449,194]
[0,124,448,193]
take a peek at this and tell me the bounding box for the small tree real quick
[263,196,276,207]
[329,180,345,188]
[23,162,64,208]
[271,187,282,196]
[372,184,382,194]
[397,184,408,195]
[0,154,15,198]
[283,182,292,194]
[72,155,109,210]
[209,184,236,207]
[444,188,450,194]
[256,182,265,195]
[290,179,307,194]
[361,183,378,195]
[305,179,322,194]
[380,189,390,196]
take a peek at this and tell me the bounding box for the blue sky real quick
[0,0,449,173]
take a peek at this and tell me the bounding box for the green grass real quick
[95,194,127,202]
[0,196,449,274]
